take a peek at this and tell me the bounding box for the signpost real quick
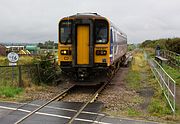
[7,52,19,65]
[7,52,19,83]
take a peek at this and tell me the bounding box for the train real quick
[58,13,127,81]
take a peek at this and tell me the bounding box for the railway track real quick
[14,78,114,124]
[67,81,109,124]
[14,57,123,124]
[66,67,119,124]
[14,84,75,124]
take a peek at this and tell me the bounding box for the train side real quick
[109,23,127,65]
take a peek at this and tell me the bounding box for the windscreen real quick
[60,20,72,44]
[95,20,108,44]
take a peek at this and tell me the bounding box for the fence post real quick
[18,65,23,87]
[37,64,41,85]
[12,66,14,83]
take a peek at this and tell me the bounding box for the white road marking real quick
[28,103,105,116]
[0,102,159,124]
[0,101,105,116]
[0,105,111,124]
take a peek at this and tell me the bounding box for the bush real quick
[140,38,180,54]
[38,53,60,84]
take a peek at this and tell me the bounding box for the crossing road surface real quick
[0,101,159,124]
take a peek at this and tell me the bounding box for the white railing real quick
[149,59,176,113]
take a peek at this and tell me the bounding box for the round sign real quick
[7,52,19,63]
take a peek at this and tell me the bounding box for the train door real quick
[76,25,90,65]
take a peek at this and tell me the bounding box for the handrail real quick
[153,59,176,83]
[149,58,176,113]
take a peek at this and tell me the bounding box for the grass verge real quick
[0,86,23,97]
[162,64,180,85]
[125,50,176,122]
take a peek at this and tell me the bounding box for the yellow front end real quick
[94,44,110,66]
[58,44,72,65]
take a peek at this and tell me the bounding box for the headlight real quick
[61,50,71,55]
[96,50,107,55]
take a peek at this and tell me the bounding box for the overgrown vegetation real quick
[0,53,60,100]
[0,86,23,97]
[125,50,174,121]
[140,38,180,54]
[38,53,61,84]
[0,55,40,87]
[126,51,146,90]
[127,108,140,116]
[148,98,172,116]
[128,44,137,51]
[37,40,58,49]
[126,70,141,90]
[147,74,173,116]
[143,47,179,85]
[0,55,36,66]
[162,64,180,85]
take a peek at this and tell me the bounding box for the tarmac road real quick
[0,101,159,124]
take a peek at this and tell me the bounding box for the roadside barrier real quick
[149,59,176,113]
[0,64,39,87]
[0,57,58,87]
[161,50,180,70]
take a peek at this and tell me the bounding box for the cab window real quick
[59,20,72,44]
[95,20,108,44]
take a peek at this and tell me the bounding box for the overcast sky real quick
[0,0,179,44]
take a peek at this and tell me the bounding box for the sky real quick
[0,0,179,44]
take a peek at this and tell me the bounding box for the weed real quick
[126,50,174,120]
[0,86,23,97]
[126,52,145,90]
[162,65,180,85]
[127,108,140,116]
[148,98,172,116]
[126,70,141,90]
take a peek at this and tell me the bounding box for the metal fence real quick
[149,59,176,113]
[0,64,40,87]
[161,50,180,69]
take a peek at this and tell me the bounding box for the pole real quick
[18,65,23,87]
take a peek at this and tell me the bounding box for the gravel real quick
[21,81,72,101]
[62,85,98,102]
[97,67,142,116]
[19,67,141,117]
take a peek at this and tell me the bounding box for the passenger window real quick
[60,21,72,44]
[95,20,108,44]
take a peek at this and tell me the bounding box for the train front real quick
[58,14,110,81]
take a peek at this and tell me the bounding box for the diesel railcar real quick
[58,13,127,81]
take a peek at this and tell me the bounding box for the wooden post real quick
[18,65,23,87]
[37,64,41,85]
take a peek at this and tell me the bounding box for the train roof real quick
[110,22,127,38]
[60,13,127,38]
[61,13,107,20]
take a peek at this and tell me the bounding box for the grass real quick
[0,55,38,66]
[0,86,23,97]
[125,50,175,121]
[126,70,141,90]
[162,64,180,85]
[126,51,147,90]
[0,66,19,86]
[0,56,40,101]
[127,108,141,116]
[148,98,172,116]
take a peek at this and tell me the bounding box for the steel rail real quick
[67,56,124,124]
[67,75,114,124]
[15,84,75,124]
